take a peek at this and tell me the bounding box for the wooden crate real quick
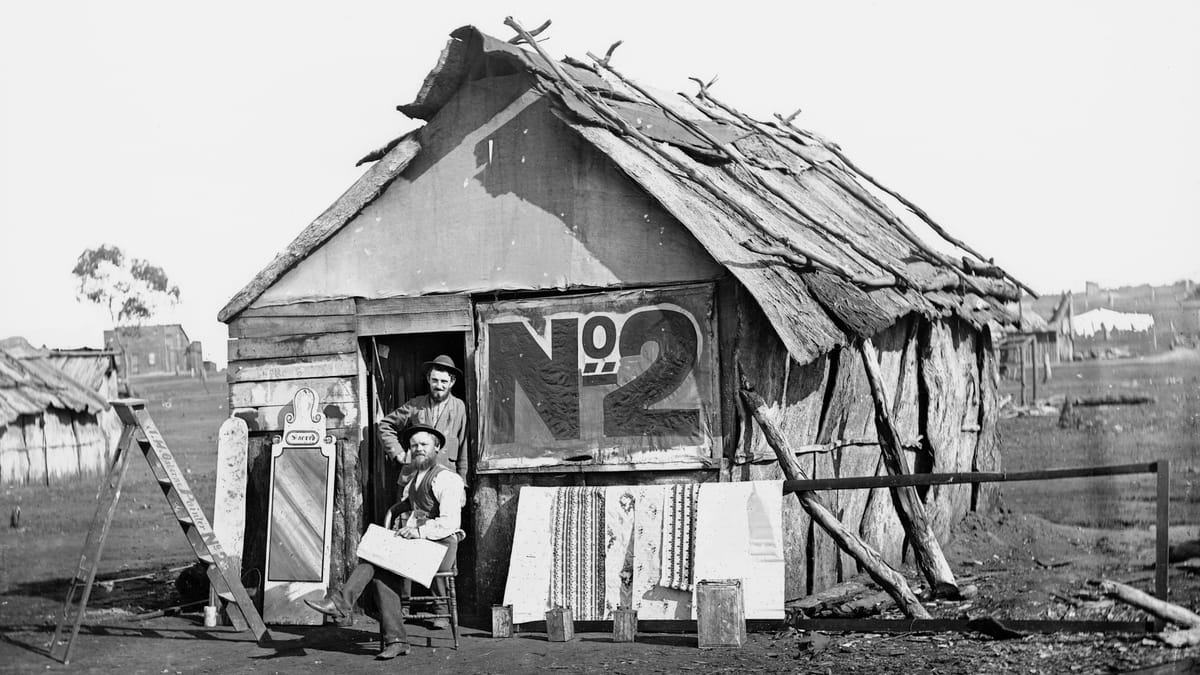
[696,579,746,648]
[612,606,637,642]
[491,605,513,638]
[546,606,575,642]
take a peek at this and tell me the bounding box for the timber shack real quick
[218,25,1023,620]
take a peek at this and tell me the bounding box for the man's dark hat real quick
[423,354,462,379]
[400,424,445,449]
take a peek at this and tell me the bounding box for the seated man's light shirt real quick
[401,468,466,541]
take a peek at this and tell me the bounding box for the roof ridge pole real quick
[501,16,866,284]
[583,51,915,288]
[689,87,1012,302]
[771,114,1037,299]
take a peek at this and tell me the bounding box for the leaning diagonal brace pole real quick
[740,387,931,619]
[858,338,961,598]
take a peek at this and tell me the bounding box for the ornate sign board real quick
[262,387,337,624]
[476,284,720,471]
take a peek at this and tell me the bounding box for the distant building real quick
[103,324,202,376]
[1027,280,1200,357]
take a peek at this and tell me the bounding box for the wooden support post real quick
[1031,338,1039,403]
[1157,461,1171,605]
[858,339,961,599]
[740,387,930,619]
[1019,340,1027,406]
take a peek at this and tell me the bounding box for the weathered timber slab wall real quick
[0,411,113,487]
[973,325,1002,512]
[0,423,28,484]
[732,294,829,598]
[733,301,998,597]
[810,320,922,591]
[228,299,364,594]
[920,318,981,543]
[859,319,919,567]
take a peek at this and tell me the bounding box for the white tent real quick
[1072,307,1154,337]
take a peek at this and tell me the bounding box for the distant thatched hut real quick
[0,337,118,486]
[218,26,1024,612]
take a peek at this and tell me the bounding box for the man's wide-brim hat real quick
[423,354,462,379]
[400,424,445,449]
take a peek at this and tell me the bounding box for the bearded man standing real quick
[378,355,468,481]
[305,424,465,659]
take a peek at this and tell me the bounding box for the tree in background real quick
[72,245,181,391]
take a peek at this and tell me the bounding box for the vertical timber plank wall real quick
[734,304,998,597]
[0,412,110,487]
[859,320,920,567]
[733,292,828,600]
[920,318,982,543]
[973,325,1002,511]
[226,299,362,592]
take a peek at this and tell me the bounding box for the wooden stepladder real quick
[49,399,269,664]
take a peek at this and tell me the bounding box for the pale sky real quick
[2,1,1197,368]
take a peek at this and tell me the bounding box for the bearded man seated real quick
[305,424,465,660]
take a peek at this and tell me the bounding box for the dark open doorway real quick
[361,330,475,611]
[362,331,468,518]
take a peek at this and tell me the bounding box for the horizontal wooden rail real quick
[782,462,1157,493]
[784,459,1171,629]
[511,617,1153,635]
[790,618,1153,634]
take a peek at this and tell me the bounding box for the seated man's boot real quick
[428,617,450,630]
[304,594,349,619]
[377,641,410,660]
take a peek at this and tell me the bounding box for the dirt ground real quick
[3,355,1200,673]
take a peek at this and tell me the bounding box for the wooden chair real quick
[383,505,460,649]
[403,569,459,649]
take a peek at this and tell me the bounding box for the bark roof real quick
[0,337,109,425]
[220,25,1025,363]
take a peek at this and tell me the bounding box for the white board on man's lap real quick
[355,524,447,587]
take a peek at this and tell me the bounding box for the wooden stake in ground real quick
[740,386,930,619]
[858,338,962,599]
